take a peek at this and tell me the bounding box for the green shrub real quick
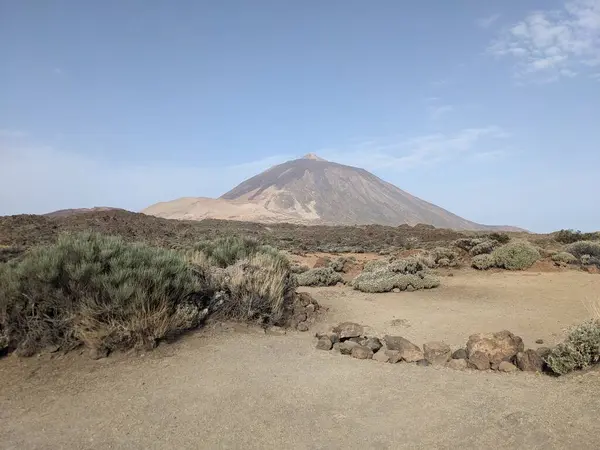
[194,236,287,268]
[545,320,600,375]
[431,247,458,266]
[566,241,600,259]
[351,257,440,293]
[551,252,577,264]
[472,254,494,270]
[362,259,389,273]
[581,255,600,267]
[0,232,210,355]
[491,240,540,270]
[296,267,343,287]
[555,229,600,244]
[469,240,497,256]
[486,232,510,244]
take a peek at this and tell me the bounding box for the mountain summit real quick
[143,156,515,230]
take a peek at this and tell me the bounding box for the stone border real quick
[316,323,549,374]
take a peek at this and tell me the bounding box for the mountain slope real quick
[143,154,518,230]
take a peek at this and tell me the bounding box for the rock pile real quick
[285,292,323,331]
[316,323,548,374]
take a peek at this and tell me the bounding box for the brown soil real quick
[2,270,599,449]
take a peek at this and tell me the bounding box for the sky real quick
[1,0,599,232]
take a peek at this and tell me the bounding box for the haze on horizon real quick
[1,1,599,232]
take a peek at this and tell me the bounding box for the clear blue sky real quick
[1,0,599,232]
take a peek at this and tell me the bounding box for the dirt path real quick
[1,271,600,449]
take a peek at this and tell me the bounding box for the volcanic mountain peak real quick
[302,153,327,161]
[143,155,518,231]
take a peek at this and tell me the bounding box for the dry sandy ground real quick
[2,270,600,449]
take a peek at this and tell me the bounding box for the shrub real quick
[545,320,600,375]
[296,267,343,287]
[0,232,210,356]
[469,240,497,256]
[194,236,287,268]
[453,238,483,252]
[431,247,458,266]
[213,253,296,324]
[351,257,440,293]
[555,229,600,244]
[581,255,600,267]
[551,252,577,264]
[491,240,540,270]
[566,241,600,259]
[472,254,494,270]
[362,259,389,273]
[329,256,348,272]
[486,232,510,244]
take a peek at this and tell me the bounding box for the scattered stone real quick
[333,322,364,340]
[297,322,310,332]
[45,344,61,354]
[423,341,452,365]
[498,361,518,373]
[339,341,361,355]
[294,312,307,323]
[305,304,316,318]
[362,337,383,353]
[373,349,390,363]
[406,285,415,292]
[89,347,109,360]
[351,345,374,360]
[452,348,468,360]
[536,347,552,359]
[348,337,362,344]
[392,288,400,293]
[297,292,313,307]
[535,339,544,345]
[416,359,430,367]
[332,342,341,352]
[468,351,490,370]
[316,337,333,351]
[316,331,339,344]
[383,335,424,362]
[516,349,544,372]
[265,326,286,336]
[466,330,524,365]
[446,358,468,370]
[386,350,402,364]
[447,272,454,277]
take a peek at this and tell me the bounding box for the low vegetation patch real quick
[351,257,440,293]
[296,267,343,287]
[471,254,494,270]
[565,241,600,260]
[545,320,600,375]
[551,251,577,265]
[194,235,285,268]
[491,240,540,270]
[0,232,211,356]
[0,232,310,358]
[554,229,600,244]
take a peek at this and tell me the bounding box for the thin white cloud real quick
[488,0,600,81]
[428,104,454,120]
[477,14,501,29]
[321,126,510,172]
[0,134,290,215]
